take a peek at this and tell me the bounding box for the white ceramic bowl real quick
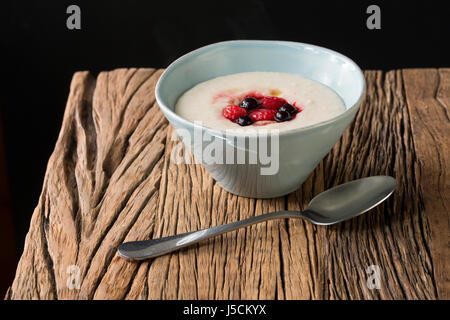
[155,40,365,198]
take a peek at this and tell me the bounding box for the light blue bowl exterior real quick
[156,40,365,198]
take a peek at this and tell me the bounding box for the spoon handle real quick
[118,211,295,260]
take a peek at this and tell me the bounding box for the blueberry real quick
[279,103,298,115]
[239,97,259,110]
[236,115,254,126]
[274,110,292,122]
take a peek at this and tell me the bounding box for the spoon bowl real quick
[302,176,397,225]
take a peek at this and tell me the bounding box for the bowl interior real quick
[156,40,365,116]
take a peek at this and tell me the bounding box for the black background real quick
[1,0,449,254]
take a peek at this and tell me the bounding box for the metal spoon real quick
[118,176,396,260]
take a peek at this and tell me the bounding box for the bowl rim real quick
[155,40,366,137]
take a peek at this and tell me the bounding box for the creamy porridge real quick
[175,72,346,131]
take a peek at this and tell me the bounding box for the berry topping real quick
[278,103,298,115]
[220,90,302,125]
[236,115,254,126]
[274,110,292,122]
[259,96,287,109]
[249,109,277,122]
[239,97,259,110]
[222,105,247,121]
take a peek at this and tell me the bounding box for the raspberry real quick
[222,105,247,121]
[259,96,287,109]
[249,109,277,121]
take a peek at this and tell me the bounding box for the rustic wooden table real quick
[6,68,449,300]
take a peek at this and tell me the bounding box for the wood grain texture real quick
[402,69,450,299]
[5,68,449,300]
